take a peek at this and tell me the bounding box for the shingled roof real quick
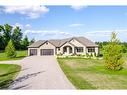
[74,37,98,47]
[28,40,46,48]
[28,37,98,48]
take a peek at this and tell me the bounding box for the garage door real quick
[30,49,37,56]
[41,49,54,55]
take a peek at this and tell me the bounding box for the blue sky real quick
[0,6,127,42]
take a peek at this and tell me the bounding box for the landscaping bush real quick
[86,53,89,58]
[97,53,103,57]
[90,53,93,58]
[94,52,97,57]
[5,40,16,58]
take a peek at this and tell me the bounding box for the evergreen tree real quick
[5,40,16,58]
[103,32,124,70]
[21,35,29,50]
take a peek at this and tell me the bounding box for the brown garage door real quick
[41,49,54,55]
[30,49,37,56]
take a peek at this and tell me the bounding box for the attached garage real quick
[28,40,56,56]
[41,49,54,55]
[30,49,37,56]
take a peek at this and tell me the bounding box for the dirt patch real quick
[64,60,97,69]
[64,61,81,69]
[78,72,127,89]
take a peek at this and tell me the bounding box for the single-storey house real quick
[28,37,99,56]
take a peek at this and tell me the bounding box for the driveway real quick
[0,56,75,89]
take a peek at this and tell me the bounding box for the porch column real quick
[67,47,69,54]
[28,48,30,56]
[72,47,75,54]
[95,47,98,55]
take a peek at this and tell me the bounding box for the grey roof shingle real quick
[28,37,98,48]
[28,40,46,48]
[74,37,98,47]
[49,37,72,47]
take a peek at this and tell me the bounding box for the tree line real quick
[0,24,35,51]
[95,41,127,53]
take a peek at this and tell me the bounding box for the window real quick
[46,42,48,45]
[76,47,83,52]
[88,47,95,52]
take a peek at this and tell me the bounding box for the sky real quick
[0,6,127,42]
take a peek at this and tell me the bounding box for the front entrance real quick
[41,49,54,55]
[63,46,72,55]
[30,49,37,56]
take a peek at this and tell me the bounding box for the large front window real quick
[76,47,83,52]
[88,47,95,52]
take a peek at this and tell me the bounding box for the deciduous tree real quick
[103,32,124,70]
[21,35,29,50]
[12,26,23,50]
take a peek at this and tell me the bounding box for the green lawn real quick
[0,64,21,89]
[0,50,27,61]
[57,57,127,89]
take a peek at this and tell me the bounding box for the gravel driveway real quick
[0,56,75,89]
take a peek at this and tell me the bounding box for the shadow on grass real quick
[0,68,29,89]
[0,68,45,89]
[0,66,45,89]
[15,56,27,59]
[11,71,45,90]
[0,68,28,77]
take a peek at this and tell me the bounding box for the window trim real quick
[76,47,83,52]
[88,47,95,52]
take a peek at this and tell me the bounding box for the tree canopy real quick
[0,24,32,51]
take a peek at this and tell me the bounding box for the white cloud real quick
[69,23,84,27]
[13,23,32,29]
[71,6,86,10]
[13,23,23,29]
[84,30,127,42]
[25,24,31,28]
[24,29,72,40]
[0,6,49,19]
[24,30,71,35]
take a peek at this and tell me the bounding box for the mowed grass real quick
[57,57,127,89]
[0,64,21,89]
[0,50,27,61]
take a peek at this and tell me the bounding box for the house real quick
[28,37,99,56]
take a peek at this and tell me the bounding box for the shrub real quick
[90,53,93,57]
[103,32,124,71]
[98,53,103,57]
[5,40,16,58]
[86,53,89,58]
[94,52,96,57]
[71,53,76,56]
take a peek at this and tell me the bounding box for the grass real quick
[0,50,27,61]
[57,57,127,89]
[0,64,21,89]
